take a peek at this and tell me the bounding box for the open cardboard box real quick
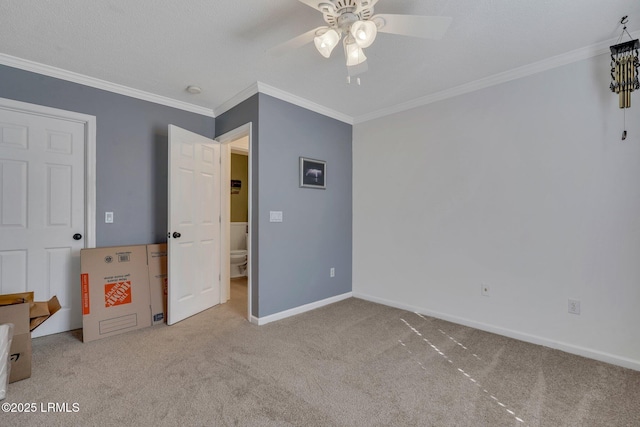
[0,292,61,383]
[29,296,62,331]
[0,292,61,331]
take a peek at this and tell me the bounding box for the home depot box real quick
[146,243,167,325]
[80,245,151,343]
[0,292,62,383]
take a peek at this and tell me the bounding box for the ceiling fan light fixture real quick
[314,28,341,58]
[350,20,377,48]
[344,37,367,66]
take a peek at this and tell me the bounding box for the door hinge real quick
[219,215,221,223]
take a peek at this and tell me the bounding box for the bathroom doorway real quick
[217,123,252,321]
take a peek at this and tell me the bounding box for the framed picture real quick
[300,157,326,189]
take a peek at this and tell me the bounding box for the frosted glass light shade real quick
[314,29,340,58]
[344,38,367,66]
[350,20,377,48]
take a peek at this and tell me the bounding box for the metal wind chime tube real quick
[609,16,639,140]
[610,39,640,108]
[609,16,639,109]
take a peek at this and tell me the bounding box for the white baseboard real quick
[353,292,640,372]
[252,292,353,326]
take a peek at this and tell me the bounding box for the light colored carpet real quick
[3,284,639,426]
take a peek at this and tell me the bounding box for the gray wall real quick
[1,65,352,319]
[258,94,352,317]
[216,94,352,318]
[0,65,215,246]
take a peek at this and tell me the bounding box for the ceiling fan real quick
[269,0,452,80]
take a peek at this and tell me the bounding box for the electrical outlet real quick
[330,267,335,278]
[568,299,581,315]
[481,284,490,297]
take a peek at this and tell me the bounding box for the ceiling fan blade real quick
[267,27,327,57]
[372,14,452,40]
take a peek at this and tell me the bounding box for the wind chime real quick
[610,16,639,140]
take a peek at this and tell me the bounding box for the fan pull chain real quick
[346,76,361,85]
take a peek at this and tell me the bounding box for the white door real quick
[0,101,89,336]
[167,125,221,325]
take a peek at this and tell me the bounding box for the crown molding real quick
[354,30,640,124]
[0,53,215,117]
[256,82,354,125]
[5,27,638,126]
[214,81,354,125]
[213,82,260,117]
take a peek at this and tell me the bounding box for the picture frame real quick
[299,157,326,189]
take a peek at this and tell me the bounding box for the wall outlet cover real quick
[568,299,581,315]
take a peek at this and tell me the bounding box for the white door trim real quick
[0,97,96,248]
[216,123,252,320]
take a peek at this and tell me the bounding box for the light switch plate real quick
[105,212,114,223]
[269,211,283,222]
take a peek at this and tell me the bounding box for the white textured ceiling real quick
[1,0,639,121]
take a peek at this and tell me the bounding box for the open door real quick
[167,125,221,325]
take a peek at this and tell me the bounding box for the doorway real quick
[217,123,252,321]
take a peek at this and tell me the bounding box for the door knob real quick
[73,233,82,240]
[172,232,181,238]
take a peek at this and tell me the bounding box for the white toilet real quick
[230,232,248,278]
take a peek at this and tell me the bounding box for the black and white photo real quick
[300,157,326,189]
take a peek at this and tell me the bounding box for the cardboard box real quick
[80,245,151,343]
[29,296,61,331]
[0,292,33,306]
[0,293,62,383]
[0,303,31,383]
[147,244,167,325]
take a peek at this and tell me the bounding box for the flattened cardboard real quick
[29,296,62,331]
[0,303,31,383]
[147,244,167,325]
[80,245,151,343]
[29,301,50,318]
